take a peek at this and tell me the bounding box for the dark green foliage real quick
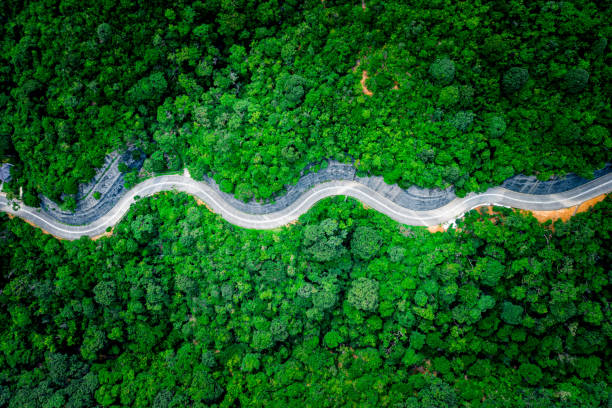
[2,194,610,407]
[502,67,529,94]
[2,0,610,205]
[430,58,456,86]
[564,68,589,94]
[487,116,507,138]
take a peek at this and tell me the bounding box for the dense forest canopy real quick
[1,195,611,406]
[1,1,611,405]
[0,0,610,205]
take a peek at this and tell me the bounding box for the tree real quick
[96,23,112,43]
[93,281,116,306]
[438,86,459,108]
[303,219,347,262]
[502,67,529,93]
[351,226,381,260]
[251,330,274,351]
[487,116,506,138]
[518,363,543,385]
[563,68,589,94]
[501,301,523,325]
[449,111,474,132]
[323,331,343,348]
[347,278,379,312]
[241,353,261,372]
[81,326,105,360]
[429,58,456,85]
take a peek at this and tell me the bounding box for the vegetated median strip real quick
[1,172,611,240]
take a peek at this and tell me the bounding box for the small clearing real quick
[361,70,373,96]
[92,229,113,240]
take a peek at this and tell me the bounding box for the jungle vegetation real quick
[0,0,611,205]
[0,195,610,407]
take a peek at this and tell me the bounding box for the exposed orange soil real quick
[427,224,446,233]
[92,229,113,240]
[427,194,608,233]
[361,70,373,96]
[523,207,577,223]
[7,214,65,240]
[195,197,214,213]
[575,194,607,213]
[362,0,366,10]
[523,193,607,223]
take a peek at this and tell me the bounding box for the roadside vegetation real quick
[1,0,610,206]
[0,194,610,407]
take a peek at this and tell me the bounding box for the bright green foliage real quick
[347,278,380,312]
[323,331,343,349]
[1,158,612,405]
[2,0,610,206]
[438,86,460,108]
[350,226,381,260]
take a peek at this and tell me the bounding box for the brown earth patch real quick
[575,194,606,214]
[361,70,373,96]
[92,229,113,240]
[426,194,608,234]
[195,198,214,212]
[427,224,447,233]
[522,207,577,224]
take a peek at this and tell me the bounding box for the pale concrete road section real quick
[1,172,611,240]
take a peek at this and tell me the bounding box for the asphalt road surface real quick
[1,172,611,240]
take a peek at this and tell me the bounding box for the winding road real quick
[1,171,611,240]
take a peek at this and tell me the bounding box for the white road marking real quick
[1,174,610,239]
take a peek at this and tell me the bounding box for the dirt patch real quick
[522,206,577,224]
[427,224,447,233]
[362,0,366,10]
[195,198,214,213]
[92,229,113,240]
[361,70,373,96]
[575,194,606,214]
[525,193,608,225]
[426,194,609,234]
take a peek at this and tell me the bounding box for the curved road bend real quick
[1,172,611,240]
